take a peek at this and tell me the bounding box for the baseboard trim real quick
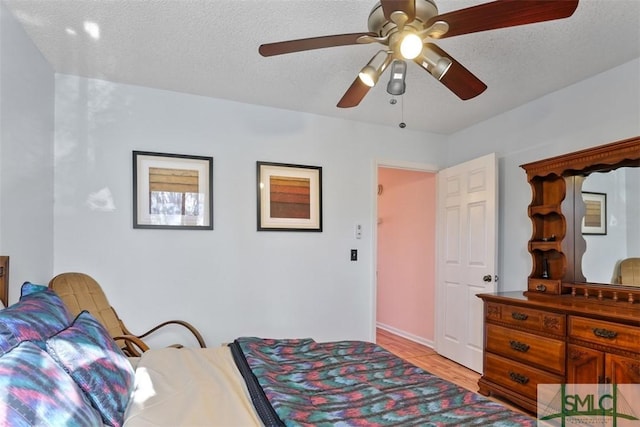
[376,322,434,349]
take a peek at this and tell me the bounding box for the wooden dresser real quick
[477,292,640,413]
[478,137,640,413]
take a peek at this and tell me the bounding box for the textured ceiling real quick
[4,0,640,134]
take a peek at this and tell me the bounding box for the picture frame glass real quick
[133,151,213,229]
[257,162,322,231]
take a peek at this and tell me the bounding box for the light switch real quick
[350,249,358,261]
[355,224,362,239]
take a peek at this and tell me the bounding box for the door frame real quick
[370,159,439,342]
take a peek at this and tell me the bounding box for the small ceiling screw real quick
[399,122,406,128]
[389,98,397,105]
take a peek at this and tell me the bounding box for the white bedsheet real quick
[123,346,262,427]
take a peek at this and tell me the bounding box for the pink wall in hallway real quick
[376,167,436,342]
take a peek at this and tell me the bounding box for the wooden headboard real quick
[0,256,9,307]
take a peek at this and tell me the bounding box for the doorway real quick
[374,154,498,373]
[375,164,437,347]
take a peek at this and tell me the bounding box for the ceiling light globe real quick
[400,33,423,60]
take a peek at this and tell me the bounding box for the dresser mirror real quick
[563,138,640,297]
[580,167,640,284]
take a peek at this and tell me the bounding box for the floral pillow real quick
[46,310,135,427]
[0,340,103,426]
[0,282,73,355]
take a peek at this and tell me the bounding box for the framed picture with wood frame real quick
[581,191,606,235]
[256,161,322,231]
[133,151,213,230]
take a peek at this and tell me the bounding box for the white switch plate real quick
[355,224,362,239]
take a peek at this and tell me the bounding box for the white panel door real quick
[435,153,497,373]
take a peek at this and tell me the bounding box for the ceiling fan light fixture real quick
[419,46,452,80]
[399,32,423,60]
[386,60,407,96]
[358,66,378,87]
[432,58,452,80]
[358,50,391,87]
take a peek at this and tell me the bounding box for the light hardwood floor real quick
[376,328,527,415]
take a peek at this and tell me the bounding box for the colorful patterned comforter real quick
[230,337,535,426]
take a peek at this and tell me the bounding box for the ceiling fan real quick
[259,0,579,108]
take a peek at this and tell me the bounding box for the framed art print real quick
[581,191,606,235]
[257,161,322,231]
[133,151,213,230]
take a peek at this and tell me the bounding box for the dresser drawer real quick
[568,316,640,353]
[486,324,565,374]
[527,278,562,294]
[483,352,564,400]
[485,302,565,336]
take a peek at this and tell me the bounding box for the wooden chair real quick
[619,257,640,286]
[49,272,206,356]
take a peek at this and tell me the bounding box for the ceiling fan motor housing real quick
[367,0,439,37]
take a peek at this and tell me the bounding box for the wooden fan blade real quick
[381,0,416,22]
[337,77,371,108]
[259,32,376,57]
[426,0,579,39]
[417,44,487,100]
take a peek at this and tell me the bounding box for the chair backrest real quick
[49,272,125,339]
[619,258,640,286]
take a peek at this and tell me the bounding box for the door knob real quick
[483,275,492,282]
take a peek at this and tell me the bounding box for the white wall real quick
[0,3,55,302]
[446,59,640,291]
[53,74,446,347]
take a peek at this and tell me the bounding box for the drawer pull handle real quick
[509,340,530,353]
[511,312,529,321]
[592,328,618,339]
[508,371,529,385]
[535,284,547,292]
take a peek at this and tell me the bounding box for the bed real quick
[0,280,535,426]
[125,337,535,426]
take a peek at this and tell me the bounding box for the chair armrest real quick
[114,334,150,357]
[136,320,207,349]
